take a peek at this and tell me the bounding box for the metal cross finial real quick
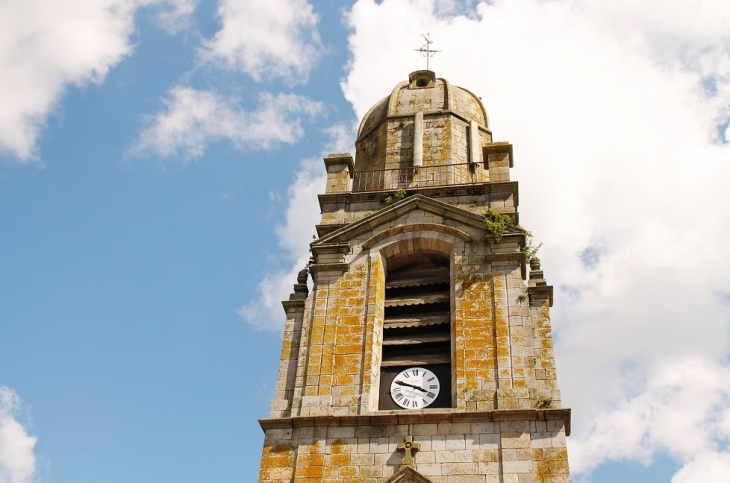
[397,436,421,470]
[414,33,441,71]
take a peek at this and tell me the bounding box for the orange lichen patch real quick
[303,386,317,396]
[335,344,362,354]
[336,375,355,385]
[297,453,324,466]
[336,334,363,345]
[341,315,362,325]
[330,439,345,453]
[476,369,495,383]
[328,453,351,465]
[293,465,323,478]
[322,466,339,479]
[315,298,328,308]
[462,299,477,311]
[465,358,491,370]
[339,465,359,477]
[259,448,295,478]
[323,332,336,345]
[532,448,570,482]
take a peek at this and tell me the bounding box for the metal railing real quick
[351,162,486,192]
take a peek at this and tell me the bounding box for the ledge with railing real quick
[351,162,487,192]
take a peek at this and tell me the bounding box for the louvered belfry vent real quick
[379,261,452,409]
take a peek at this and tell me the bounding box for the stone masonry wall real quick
[258,418,570,483]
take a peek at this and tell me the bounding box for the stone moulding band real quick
[259,408,571,436]
[308,263,349,274]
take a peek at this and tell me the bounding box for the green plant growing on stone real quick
[364,210,375,217]
[483,208,512,242]
[385,188,408,205]
[522,231,543,263]
[536,396,553,409]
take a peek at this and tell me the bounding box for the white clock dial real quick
[389,367,440,409]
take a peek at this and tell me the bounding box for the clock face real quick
[389,367,440,409]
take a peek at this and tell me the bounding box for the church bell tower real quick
[258,70,571,483]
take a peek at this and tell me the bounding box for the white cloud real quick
[238,123,355,331]
[0,0,147,161]
[200,0,322,83]
[672,449,730,483]
[154,0,198,34]
[571,359,730,472]
[130,86,324,161]
[0,0,199,163]
[338,0,730,478]
[0,387,37,483]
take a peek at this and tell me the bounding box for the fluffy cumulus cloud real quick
[134,0,324,161]
[154,0,199,34]
[238,123,354,330]
[0,387,37,483]
[0,0,195,162]
[250,0,730,479]
[131,86,324,161]
[672,449,730,483]
[200,0,322,83]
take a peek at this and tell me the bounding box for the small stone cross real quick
[397,435,421,469]
[414,33,441,71]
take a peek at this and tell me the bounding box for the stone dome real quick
[354,70,492,173]
[357,70,489,140]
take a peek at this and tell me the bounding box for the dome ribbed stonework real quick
[354,70,492,173]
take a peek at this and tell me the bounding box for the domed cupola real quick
[355,70,492,173]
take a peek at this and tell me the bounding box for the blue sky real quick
[1,1,730,482]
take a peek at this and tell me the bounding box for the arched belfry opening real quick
[378,252,452,410]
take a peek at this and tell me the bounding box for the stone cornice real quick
[259,408,571,436]
[528,285,554,307]
[314,195,490,246]
[324,153,355,172]
[281,300,305,312]
[317,181,520,213]
[482,142,514,168]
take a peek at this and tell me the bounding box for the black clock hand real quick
[395,380,427,393]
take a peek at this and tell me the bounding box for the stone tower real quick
[257,70,571,483]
